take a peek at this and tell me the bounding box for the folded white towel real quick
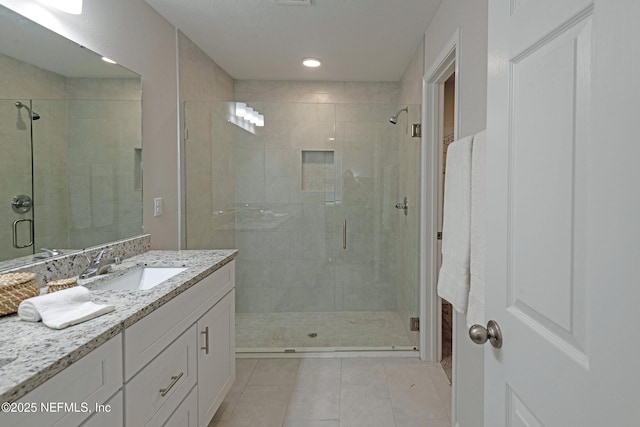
[437,134,474,314]
[467,130,486,327]
[18,286,114,329]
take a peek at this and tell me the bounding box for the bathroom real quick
[2,0,634,426]
[0,0,480,425]
[0,0,482,424]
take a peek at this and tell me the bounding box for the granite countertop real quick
[0,249,237,403]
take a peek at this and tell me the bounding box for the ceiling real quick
[145,0,442,82]
[0,5,139,78]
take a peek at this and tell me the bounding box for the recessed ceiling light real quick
[101,57,117,64]
[302,58,322,68]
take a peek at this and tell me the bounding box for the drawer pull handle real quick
[201,326,210,354]
[159,372,183,397]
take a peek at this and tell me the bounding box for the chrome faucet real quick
[79,248,121,279]
[33,248,61,259]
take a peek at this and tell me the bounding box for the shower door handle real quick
[343,220,347,249]
[13,218,34,249]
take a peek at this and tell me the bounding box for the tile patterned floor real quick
[236,312,414,350]
[210,357,452,427]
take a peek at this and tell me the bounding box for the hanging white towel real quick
[467,130,486,327]
[18,286,114,329]
[437,134,474,314]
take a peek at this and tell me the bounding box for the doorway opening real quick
[440,72,456,381]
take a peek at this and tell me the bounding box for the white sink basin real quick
[91,267,187,291]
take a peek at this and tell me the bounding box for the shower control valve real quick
[395,197,408,216]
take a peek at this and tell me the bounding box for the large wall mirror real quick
[0,5,143,270]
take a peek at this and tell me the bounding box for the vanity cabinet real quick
[82,391,124,427]
[2,259,235,427]
[123,260,235,427]
[4,335,123,427]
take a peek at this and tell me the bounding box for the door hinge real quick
[184,128,189,140]
[410,317,420,332]
[437,232,442,240]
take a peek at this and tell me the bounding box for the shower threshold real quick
[236,311,416,351]
[236,346,417,354]
[236,346,419,359]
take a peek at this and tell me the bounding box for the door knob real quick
[469,320,503,348]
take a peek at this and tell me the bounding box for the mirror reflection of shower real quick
[15,101,40,120]
[15,101,40,129]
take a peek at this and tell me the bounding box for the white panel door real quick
[485,0,640,425]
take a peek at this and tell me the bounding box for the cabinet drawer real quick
[124,261,234,380]
[163,386,198,427]
[81,390,123,427]
[125,324,197,427]
[4,335,123,427]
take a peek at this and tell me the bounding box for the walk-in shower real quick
[184,100,421,353]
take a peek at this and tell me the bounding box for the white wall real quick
[423,0,488,426]
[0,0,180,250]
[426,0,488,138]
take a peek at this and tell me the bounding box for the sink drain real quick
[307,332,318,338]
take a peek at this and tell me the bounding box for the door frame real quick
[420,25,460,414]
[420,28,460,362]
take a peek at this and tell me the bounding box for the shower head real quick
[15,101,40,120]
[390,106,408,125]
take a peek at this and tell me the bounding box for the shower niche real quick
[301,150,335,193]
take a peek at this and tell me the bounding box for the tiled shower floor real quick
[236,311,414,351]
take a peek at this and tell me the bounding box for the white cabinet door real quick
[197,290,235,427]
[485,0,640,425]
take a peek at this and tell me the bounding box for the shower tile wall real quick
[234,80,400,314]
[65,78,142,248]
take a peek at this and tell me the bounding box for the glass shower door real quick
[183,101,420,352]
[0,99,35,262]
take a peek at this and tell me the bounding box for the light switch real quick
[153,197,163,217]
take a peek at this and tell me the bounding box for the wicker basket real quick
[0,272,39,316]
[47,277,78,293]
